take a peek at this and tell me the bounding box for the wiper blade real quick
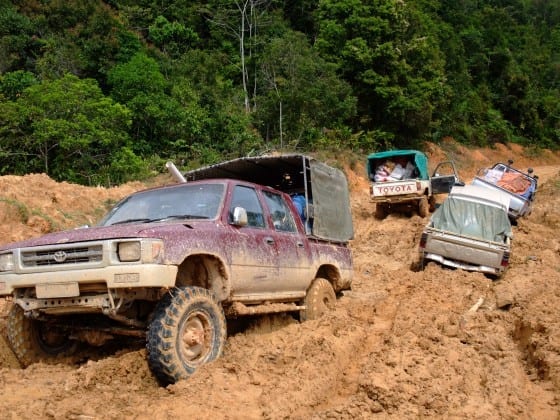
[111,218,153,225]
[152,214,210,222]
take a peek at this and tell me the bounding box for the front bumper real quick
[0,263,178,297]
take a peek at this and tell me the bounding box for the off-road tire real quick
[375,203,388,220]
[428,196,437,212]
[7,304,77,367]
[300,278,336,321]
[418,197,430,217]
[146,286,227,385]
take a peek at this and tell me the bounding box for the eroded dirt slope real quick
[0,141,559,419]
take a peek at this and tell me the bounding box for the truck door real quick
[431,161,463,194]
[226,184,280,297]
[262,190,312,294]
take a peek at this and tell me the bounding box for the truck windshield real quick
[98,183,225,226]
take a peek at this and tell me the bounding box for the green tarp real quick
[431,196,512,243]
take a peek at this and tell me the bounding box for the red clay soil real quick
[0,140,559,419]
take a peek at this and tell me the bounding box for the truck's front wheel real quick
[301,278,336,321]
[7,304,77,367]
[146,286,227,385]
[418,197,430,217]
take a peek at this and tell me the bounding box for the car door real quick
[431,161,463,194]
[262,190,312,294]
[226,184,280,299]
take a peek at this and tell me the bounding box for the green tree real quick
[315,0,448,146]
[256,30,356,148]
[0,74,144,185]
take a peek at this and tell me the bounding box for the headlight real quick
[118,241,141,262]
[0,253,15,271]
[117,240,164,263]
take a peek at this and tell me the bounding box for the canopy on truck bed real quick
[184,154,354,243]
[431,185,512,243]
[367,149,429,180]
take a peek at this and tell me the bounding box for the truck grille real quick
[21,245,103,267]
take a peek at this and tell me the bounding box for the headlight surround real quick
[0,253,15,272]
[117,240,164,263]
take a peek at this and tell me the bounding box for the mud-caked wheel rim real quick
[301,277,336,321]
[147,286,227,385]
[180,311,213,363]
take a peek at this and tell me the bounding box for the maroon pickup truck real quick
[0,154,353,385]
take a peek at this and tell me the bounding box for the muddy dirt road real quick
[0,141,559,419]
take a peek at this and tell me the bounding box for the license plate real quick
[36,282,80,298]
[372,182,417,196]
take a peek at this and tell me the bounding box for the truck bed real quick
[471,167,535,220]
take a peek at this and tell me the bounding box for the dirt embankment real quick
[0,140,559,419]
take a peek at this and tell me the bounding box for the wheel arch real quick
[175,254,230,301]
[314,264,342,292]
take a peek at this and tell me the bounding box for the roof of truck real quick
[183,154,313,190]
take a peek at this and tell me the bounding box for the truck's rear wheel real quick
[146,286,227,385]
[375,203,388,219]
[7,304,77,367]
[418,197,430,217]
[428,196,437,212]
[301,278,336,321]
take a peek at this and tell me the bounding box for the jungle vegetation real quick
[1,0,559,185]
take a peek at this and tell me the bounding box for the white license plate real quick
[36,282,80,298]
[372,182,417,196]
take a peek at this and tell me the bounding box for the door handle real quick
[265,237,275,244]
[296,241,304,248]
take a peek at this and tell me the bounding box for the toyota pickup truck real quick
[470,160,538,221]
[367,149,462,219]
[418,185,513,277]
[0,154,353,385]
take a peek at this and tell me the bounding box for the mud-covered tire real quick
[300,278,336,321]
[375,203,388,220]
[428,196,437,212]
[7,304,77,367]
[418,197,430,217]
[146,286,227,385]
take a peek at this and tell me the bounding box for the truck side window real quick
[230,185,265,228]
[263,191,297,233]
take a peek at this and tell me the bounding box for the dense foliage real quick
[0,0,559,185]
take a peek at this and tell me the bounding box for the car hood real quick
[0,221,208,251]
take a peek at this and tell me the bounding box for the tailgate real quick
[371,181,419,197]
[423,229,507,268]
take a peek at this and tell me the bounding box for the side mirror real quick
[231,207,248,227]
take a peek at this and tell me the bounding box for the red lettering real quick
[375,184,413,195]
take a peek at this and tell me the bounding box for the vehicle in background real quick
[0,154,353,385]
[419,185,513,277]
[471,160,538,221]
[367,149,463,219]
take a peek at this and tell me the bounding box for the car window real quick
[230,185,265,228]
[263,191,297,233]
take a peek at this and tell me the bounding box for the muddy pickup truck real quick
[418,185,513,277]
[471,160,538,221]
[367,149,462,219]
[0,154,353,385]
